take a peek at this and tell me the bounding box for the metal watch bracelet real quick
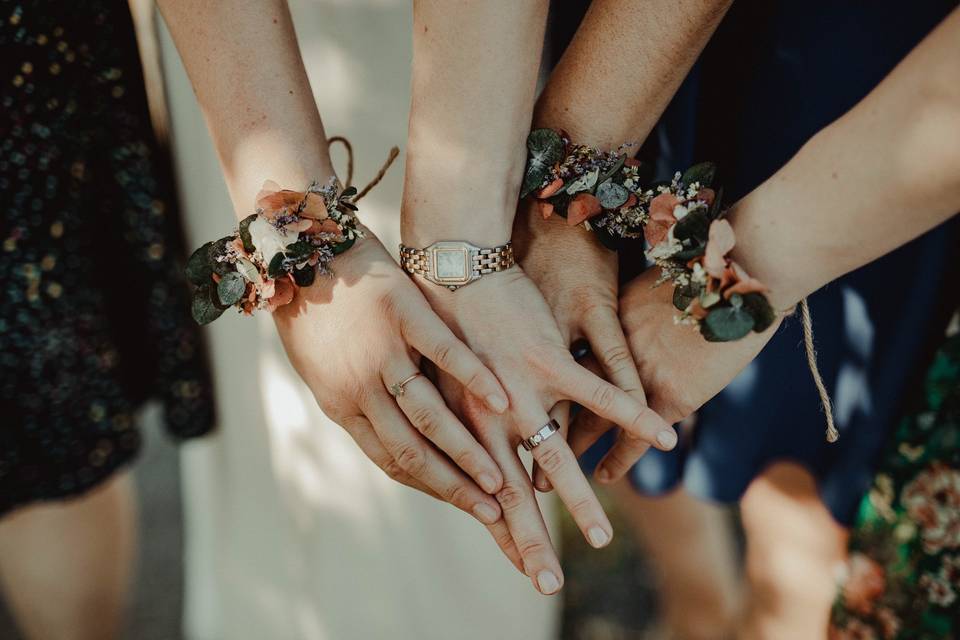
[399,241,514,291]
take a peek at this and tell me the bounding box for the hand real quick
[572,267,780,441]
[413,265,677,595]
[515,200,667,485]
[271,231,511,526]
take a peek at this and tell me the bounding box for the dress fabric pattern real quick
[830,318,960,640]
[0,0,214,515]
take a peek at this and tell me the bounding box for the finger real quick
[383,358,503,494]
[480,424,565,595]
[582,306,646,401]
[339,416,441,499]
[532,403,569,493]
[401,301,509,414]
[363,393,503,526]
[567,355,615,459]
[553,361,677,453]
[522,416,613,551]
[485,518,525,574]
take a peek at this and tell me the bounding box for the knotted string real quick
[327,136,400,202]
[796,298,838,443]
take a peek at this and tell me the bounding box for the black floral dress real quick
[0,0,214,515]
[831,314,960,639]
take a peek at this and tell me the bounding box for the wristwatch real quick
[399,241,515,291]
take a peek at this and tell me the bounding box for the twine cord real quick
[327,136,399,203]
[798,298,839,443]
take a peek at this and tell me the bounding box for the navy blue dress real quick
[573,0,960,525]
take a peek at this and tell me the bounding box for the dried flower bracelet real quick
[522,128,837,441]
[184,139,398,325]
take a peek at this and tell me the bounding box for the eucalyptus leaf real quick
[235,257,260,284]
[596,181,630,209]
[185,241,214,286]
[210,237,234,276]
[267,252,287,279]
[680,162,716,189]
[341,186,358,199]
[565,168,599,195]
[673,282,701,311]
[742,292,776,332]
[285,240,315,259]
[331,235,356,255]
[191,285,225,325]
[673,207,711,245]
[238,214,257,253]
[216,271,246,306]
[701,306,755,342]
[292,266,316,287]
[521,129,564,198]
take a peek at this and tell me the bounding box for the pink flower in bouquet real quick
[255,181,305,221]
[828,619,879,640]
[842,553,886,615]
[902,462,960,554]
[536,177,564,199]
[649,192,680,223]
[723,261,768,298]
[567,193,603,226]
[266,275,296,312]
[874,607,900,640]
[703,219,735,277]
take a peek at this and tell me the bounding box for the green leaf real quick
[238,214,257,253]
[673,282,700,311]
[210,237,234,276]
[267,252,287,279]
[340,186,358,199]
[185,241,214,285]
[191,285,225,325]
[285,240,315,259]
[216,271,246,306]
[331,235,356,255]
[680,162,716,188]
[741,292,776,332]
[235,256,260,284]
[596,181,629,209]
[709,186,725,220]
[701,306,755,342]
[672,207,711,260]
[521,129,564,198]
[292,266,316,287]
[339,201,359,211]
[565,168,599,195]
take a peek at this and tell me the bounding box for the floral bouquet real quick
[185,178,362,324]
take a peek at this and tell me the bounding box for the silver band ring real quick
[520,419,560,452]
[388,372,422,397]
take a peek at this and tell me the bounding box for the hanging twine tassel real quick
[327,135,400,202]
[797,298,839,442]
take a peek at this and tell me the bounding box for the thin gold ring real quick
[388,372,422,398]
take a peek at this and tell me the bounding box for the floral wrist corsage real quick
[184,178,362,325]
[521,127,775,343]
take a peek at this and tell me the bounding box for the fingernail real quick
[472,503,499,524]
[596,467,612,483]
[657,429,678,449]
[536,571,561,595]
[486,394,509,413]
[588,526,611,548]
[478,473,499,494]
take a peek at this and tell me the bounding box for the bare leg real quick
[611,480,742,640]
[0,472,137,640]
[739,462,848,640]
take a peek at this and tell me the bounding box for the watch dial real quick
[435,249,467,279]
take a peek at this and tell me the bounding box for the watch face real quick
[434,248,469,281]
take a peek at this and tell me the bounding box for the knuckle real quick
[515,537,548,560]
[381,459,406,482]
[443,482,472,508]
[567,496,596,518]
[409,405,440,439]
[599,344,633,372]
[495,481,526,511]
[395,444,428,477]
[628,407,657,437]
[591,383,618,413]
[430,341,453,369]
[535,445,567,475]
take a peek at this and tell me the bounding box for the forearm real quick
[534,0,731,146]
[157,0,333,216]
[401,0,549,246]
[731,7,960,309]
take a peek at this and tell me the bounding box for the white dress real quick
[158,2,559,638]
